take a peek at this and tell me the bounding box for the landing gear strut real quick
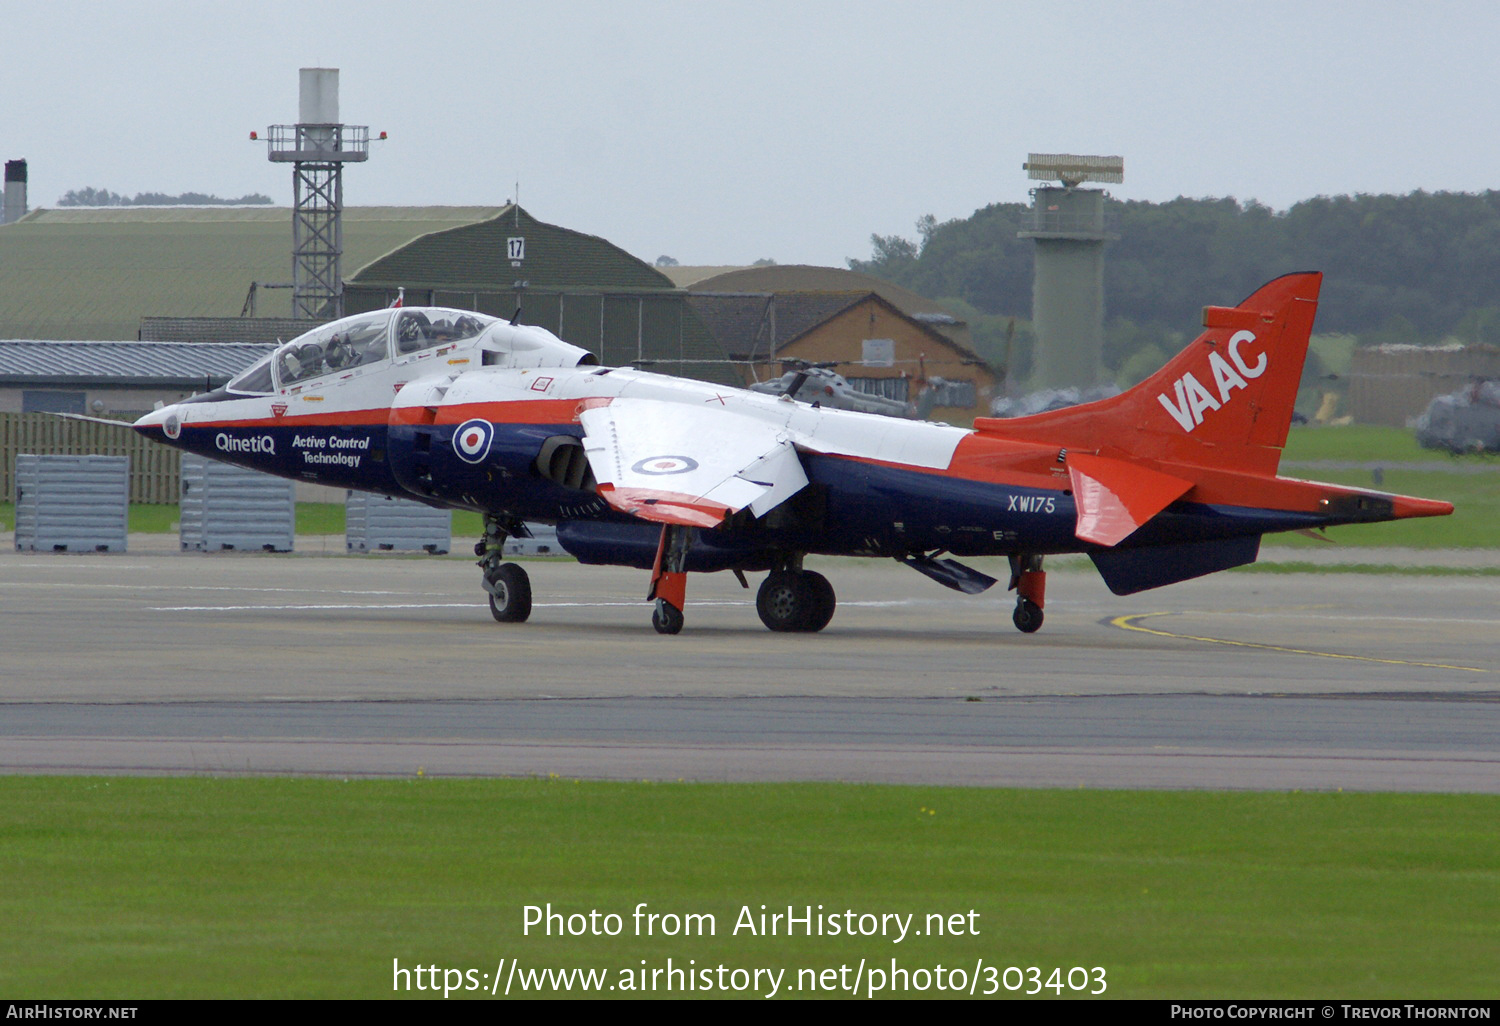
[1008,554,1045,634]
[755,555,836,633]
[649,525,691,634]
[476,513,532,623]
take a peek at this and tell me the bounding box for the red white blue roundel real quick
[452,419,494,464]
[631,455,698,476]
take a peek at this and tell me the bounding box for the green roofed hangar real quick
[0,205,503,340]
[0,203,738,387]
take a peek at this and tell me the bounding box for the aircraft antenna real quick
[255,69,384,320]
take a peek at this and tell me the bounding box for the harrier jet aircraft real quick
[134,273,1452,634]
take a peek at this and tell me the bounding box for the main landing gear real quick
[755,566,836,633]
[474,513,1034,636]
[648,533,836,636]
[474,516,845,636]
[477,514,532,623]
[1008,553,1046,634]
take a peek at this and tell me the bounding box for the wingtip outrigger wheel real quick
[652,599,684,635]
[1008,554,1046,634]
[648,524,692,635]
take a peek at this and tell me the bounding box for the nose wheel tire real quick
[486,563,533,623]
[1012,598,1043,634]
[652,599,684,635]
[756,570,836,633]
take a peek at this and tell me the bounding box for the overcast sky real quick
[5,1,1498,267]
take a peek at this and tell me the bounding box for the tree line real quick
[850,191,1500,381]
[57,187,272,207]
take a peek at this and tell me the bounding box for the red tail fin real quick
[975,272,1322,476]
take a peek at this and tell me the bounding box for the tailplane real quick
[976,272,1322,477]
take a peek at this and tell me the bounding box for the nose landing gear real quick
[486,562,532,623]
[477,513,532,623]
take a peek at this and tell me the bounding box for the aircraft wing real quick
[579,399,809,529]
[1067,452,1193,547]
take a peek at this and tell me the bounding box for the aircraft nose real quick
[132,404,181,442]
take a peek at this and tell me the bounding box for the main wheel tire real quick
[800,570,836,633]
[487,563,533,623]
[652,599,684,635]
[1012,597,1043,634]
[757,571,810,632]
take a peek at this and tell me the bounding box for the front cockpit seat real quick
[324,334,355,369]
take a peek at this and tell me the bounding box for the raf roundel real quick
[453,418,495,464]
[631,455,699,476]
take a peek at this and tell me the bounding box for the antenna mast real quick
[258,69,373,320]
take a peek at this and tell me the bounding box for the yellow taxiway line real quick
[1110,611,1491,674]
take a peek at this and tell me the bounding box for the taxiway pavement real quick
[2,548,1496,791]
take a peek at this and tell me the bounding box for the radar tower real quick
[1017,153,1123,389]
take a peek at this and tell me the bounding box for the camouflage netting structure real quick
[1413,380,1500,453]
[989,384,1121,419]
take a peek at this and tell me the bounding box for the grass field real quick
[1261,470,1499,548]
[1283,424,1500,465]
[2,777,1495,1000]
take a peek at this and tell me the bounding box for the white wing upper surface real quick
[579,398,809,529]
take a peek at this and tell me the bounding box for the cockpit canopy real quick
[277,310,399,386]
[394,309,488,355]
[227,309,413,394]
[225,307,595,395]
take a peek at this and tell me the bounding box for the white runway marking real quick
[150,600,745,612]
[19,581,415,595]
[149,603,485,611]
[148,599,918,612]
